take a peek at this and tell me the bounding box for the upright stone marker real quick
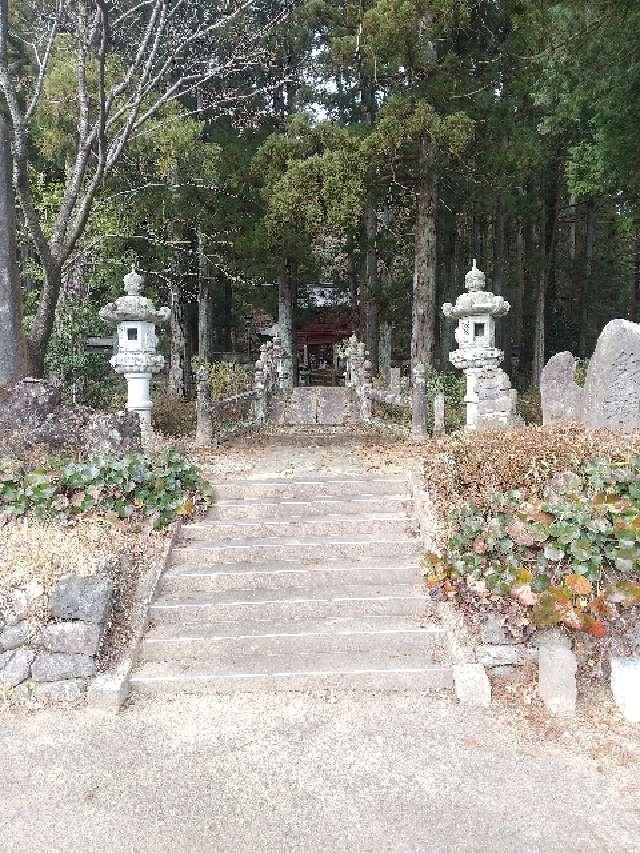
[582,319,640,433]
[541,352,584,426]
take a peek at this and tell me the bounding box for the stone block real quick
[476,645,534,667]
[31,652,96,682]
[40,621,102,656]
[583,319,640,434]
[453,663,491,707]
[87,664,131,713]
[610,657,640,722]
[540,352,583,426]
[36,678,88,704]
[538,646,577,716]
[532,628,571,650]
[50,575,113,623]
[0,619,31,652]
[0,648,35,689]
[479,614,509,645]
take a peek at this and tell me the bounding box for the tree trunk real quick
[512,223,525,381]
[378,319,392,383]
[169,285,193,398]
[412,137,437,372]
[26,261,61,377]
[494,207,511,374]
[578,200,595,357]
[198,234,213,364]
[278,257,295,388]
[0,114,26,385]
[532,178,561,386]
[363,190,378,372]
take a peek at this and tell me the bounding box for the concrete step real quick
[160,560,423,593]
[183,515,417,541]
[171,536,422,566]
[206,477,410,501]
[209,496,414,520]
[141,619,448,662]
[130,653,454,695]
[149,585,431,624]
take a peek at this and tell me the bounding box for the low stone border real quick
[88,520,182,712]
[1,575,113,706]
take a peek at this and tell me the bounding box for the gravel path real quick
[2,691,639,853]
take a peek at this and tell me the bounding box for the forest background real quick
[1,0,638,411]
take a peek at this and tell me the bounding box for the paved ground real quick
[4,442,639,852]
[2,691,639,853]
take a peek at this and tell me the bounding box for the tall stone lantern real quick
[99,266,170,429]
[442,260,519,430]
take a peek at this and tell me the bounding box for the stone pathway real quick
[130,441,452,697]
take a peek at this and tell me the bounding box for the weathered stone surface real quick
[31,652,96,682]
[10,580,44,619]
[0,619,31,651]
[476,645,534,667]
[610,657,640,722]
[541,352,584,426]
[532,628,572,650]
[88,662,131,712]
[0,648,35,688]
[470,367,521,430]
[83,410,141,456]
[583,319,640,433]
[538,646,577,716]
[479,614,509,646]
[453,663,491,707]
[40,621,102,656]
[0,378,141,456]
[36,678,88,704]
[50,575,113,623]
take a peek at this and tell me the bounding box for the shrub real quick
[205,361,252,400]
[152,392,196,436]
[426,369,465,431]
[427,455,640,636]
[0,450,212,529]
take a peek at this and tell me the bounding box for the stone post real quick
[433,392,445,435]
[361,358,373,421]
[254,358,266,423]
[411,361,427,441]
[99,266,170,437]
[195,365,213,447]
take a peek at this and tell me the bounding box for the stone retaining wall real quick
[0,575,112,705]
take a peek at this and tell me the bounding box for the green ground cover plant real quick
[0,450,211,529]
[426,455,640,636]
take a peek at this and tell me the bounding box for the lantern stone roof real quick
[99,266,171,325]
[442,260,510,321]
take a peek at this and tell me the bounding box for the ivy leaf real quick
[544,544,564,561]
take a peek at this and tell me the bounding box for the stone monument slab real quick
[541,352,584,426]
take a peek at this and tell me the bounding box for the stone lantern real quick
[442,260,519,430]
[99,265,170,430]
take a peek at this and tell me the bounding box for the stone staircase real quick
[130,474,453,696]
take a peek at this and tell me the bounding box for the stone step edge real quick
[131,666,453,683]
[144,626,446,643]
[211,496,412,507]
[204,476,409,486]
[186,515,416,529]
[151,593,426,608]
[175,537,421,549]
[163,563,423,577]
